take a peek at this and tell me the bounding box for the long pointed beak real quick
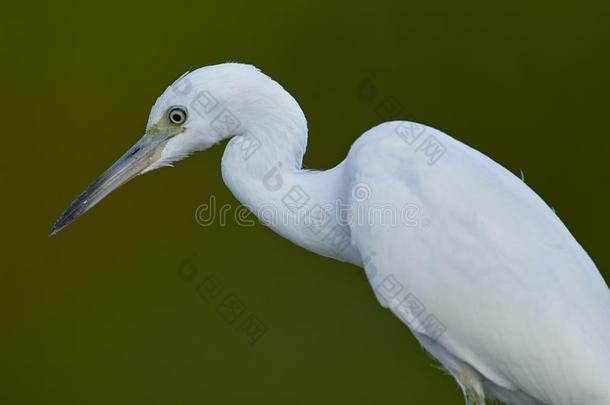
[49,133,168,236]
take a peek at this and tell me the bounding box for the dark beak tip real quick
[49,210,74,237]
[48,226,58,237]
[48,220,63,237]
[47,135,158,239]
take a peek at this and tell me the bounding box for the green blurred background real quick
[2,0,609,403]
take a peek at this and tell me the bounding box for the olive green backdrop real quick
[1,0,609,404]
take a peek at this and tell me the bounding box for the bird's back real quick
[344,121,610,404]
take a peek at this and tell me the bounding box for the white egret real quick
[50,63,610,404]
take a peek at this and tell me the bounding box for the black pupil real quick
[171,111,183,122]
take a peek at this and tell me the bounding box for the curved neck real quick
[221,124,361,266]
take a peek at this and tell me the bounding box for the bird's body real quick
[51,63,610,404]
[343,123,610,404]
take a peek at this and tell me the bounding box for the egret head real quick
[49,63,272,236]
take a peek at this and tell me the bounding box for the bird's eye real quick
[168,106,188,125]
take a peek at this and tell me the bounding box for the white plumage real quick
[345,122,610,404]
[51,63,610,404]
